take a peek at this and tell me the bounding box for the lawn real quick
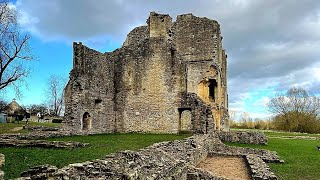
[226,130,320,180]
[1,125,319,180]
[0,121,61,134]
[0,133,190,179]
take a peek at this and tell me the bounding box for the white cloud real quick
[14,0,320,118]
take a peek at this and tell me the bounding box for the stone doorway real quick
[178,108,192,133]
[82,112,91,130]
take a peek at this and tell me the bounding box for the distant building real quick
[4,99,24,116]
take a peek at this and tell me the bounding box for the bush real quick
[271,112,320,133]
[52,119,63,123]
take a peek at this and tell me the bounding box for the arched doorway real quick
[82,112,91,130]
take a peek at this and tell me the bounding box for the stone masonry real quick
[63,12,229,134]
[18,133,283,179]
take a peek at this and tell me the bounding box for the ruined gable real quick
[63,12,229,134]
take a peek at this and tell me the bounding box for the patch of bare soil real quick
[11,127,23,131]
[197,156,251,180]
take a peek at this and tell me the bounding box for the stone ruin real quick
[63,12,229,134]
[17,133,282,179]
[0,12,286,179]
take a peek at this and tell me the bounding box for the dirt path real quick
[197,156,251,180]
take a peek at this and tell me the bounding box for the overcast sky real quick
[5,0,320,119]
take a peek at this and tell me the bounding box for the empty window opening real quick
[209,79,217,101]
[82,112,91,130]
[95,99,102,104]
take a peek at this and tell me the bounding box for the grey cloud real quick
[16,0,320,117]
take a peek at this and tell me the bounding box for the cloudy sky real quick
[4,0,320,119]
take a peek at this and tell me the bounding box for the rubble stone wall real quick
[218,131,268,145]
[18,134,282,179]
[63,42,116,133]
[0,154,4,179]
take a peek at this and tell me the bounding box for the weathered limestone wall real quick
[122,26,148,47]
[174,14,220,62]
[148,12,172,38]
[115,13,185,133]
[63,42,116,133]
[63,12,229,134]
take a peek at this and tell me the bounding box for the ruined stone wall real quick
[63,43,115,133]
[174,14,220,62]
[115,20,185,133]
[18,134,282,180]
[173,13,228,131]
[181,93,214,134]
[0,154,4,179]
[122,26,148,47]
[218,131,268,145]
[63,12,229,134]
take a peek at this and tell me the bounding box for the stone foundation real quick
[0,153,4,179]
[18,133,283,179]
[23,125,60,132]
[218,131,268,145]
[0,139,88,149]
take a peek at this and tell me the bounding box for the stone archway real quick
[82,112,91,130]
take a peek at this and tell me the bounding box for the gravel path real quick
[197,156,251,180]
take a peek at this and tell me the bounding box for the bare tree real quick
[0,0,32,93]
[268,87,320,117]
[45,75,65,116]
[0,98,7,111]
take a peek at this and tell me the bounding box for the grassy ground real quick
[231,128,320,138]
[0,121,61,134]
[1,124,319,179]
[226,129,320,180]
[0,133,190,179]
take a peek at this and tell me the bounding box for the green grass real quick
[0,133,190,179]
[226,130,320,180]
[231,128,320,138]
[0,121,61,134]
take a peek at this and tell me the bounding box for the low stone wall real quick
[246,154,277,180]
[18,133,283,179]
[0,139,88,149]
[0,131,75,140]
[23,125,60,132]
[210,144,283,163]
[218,131,268,145]
[0,153,4,179]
